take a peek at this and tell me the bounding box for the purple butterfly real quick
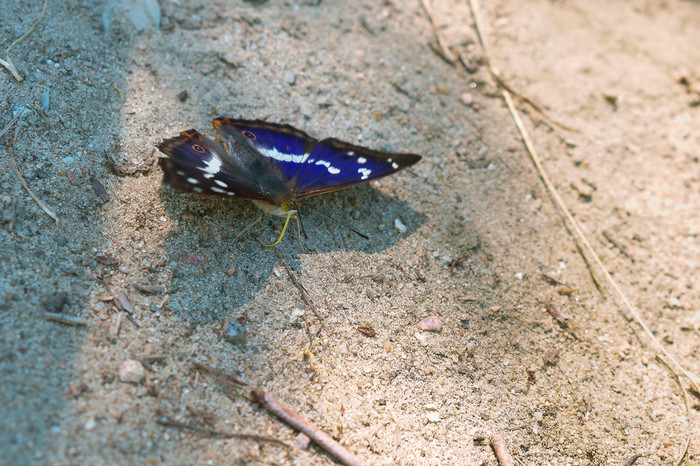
[156,118,421,245]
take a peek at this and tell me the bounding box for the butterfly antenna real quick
[304,203,370,240]
[258,213,293,248]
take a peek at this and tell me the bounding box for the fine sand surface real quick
[1,0,698,464]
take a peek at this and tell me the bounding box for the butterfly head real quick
[251,199,298,218]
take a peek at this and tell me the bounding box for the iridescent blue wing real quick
[291,138,422,199]
[156,129,277,201]
[212,118,421,200]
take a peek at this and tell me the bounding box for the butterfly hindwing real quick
[156,130,272,200]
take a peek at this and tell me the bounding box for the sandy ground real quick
[1,0,699,464]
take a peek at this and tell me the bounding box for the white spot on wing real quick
[197,154,222,175]
[259,147,310,164]
[214,180,228,188]
[211,187,226,194]
[193,187,203,193]
[187,178,199,184]
[227,192,235,196]
[347,151,355,156]
[203,173,214,179]
[392,162,399,169]
[357,157,367,164]
[176,171,185,176]
[358,168,372,180]
[316,159,341,174]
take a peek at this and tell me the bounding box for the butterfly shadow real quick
[159,183,422,324]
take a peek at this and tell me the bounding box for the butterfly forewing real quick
[156,129,273,200]
[290,138,422,198]
[213,118,317,181]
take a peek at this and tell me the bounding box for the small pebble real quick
[465,342,476,355]
[41,89,50,110]
[119,359,145,384]
[223,316,246,345]
[296,433,311,450]
[459,92,473,105]
[11,102,28,118]
[42,293,69,313]
[417,315,442,332]
[62,156,75,165]
[394,218,407,233]
[300,102,314,118]
[283,71,296,85]
[426,412,440,423]
[226,266,236,276]
[533,411,544,422]
[290,308,305,324]
[66,171,78,185]
[275,282,284,291]
[176,90,188,102]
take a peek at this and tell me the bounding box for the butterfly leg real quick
[258,213,293,248]
[234,214,262,242]
[295,211,309,242]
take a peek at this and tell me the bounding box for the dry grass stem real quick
[5,120,59,224]
[1,0,48,81]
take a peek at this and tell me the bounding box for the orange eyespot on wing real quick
[242,130,256,140]
[192,144,205,153]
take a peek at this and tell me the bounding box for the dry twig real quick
[419,0,458,64]
[656,356,692,466]
[271,248,324,321]
[194,362,364,466]
[490,432,514,466]
[250,388,364,466]
[43,312,87,326]
[621,453,647,466]
[156,416,290,449]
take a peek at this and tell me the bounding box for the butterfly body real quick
[156,118,421,225]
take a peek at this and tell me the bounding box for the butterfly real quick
[156,118,421,245]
